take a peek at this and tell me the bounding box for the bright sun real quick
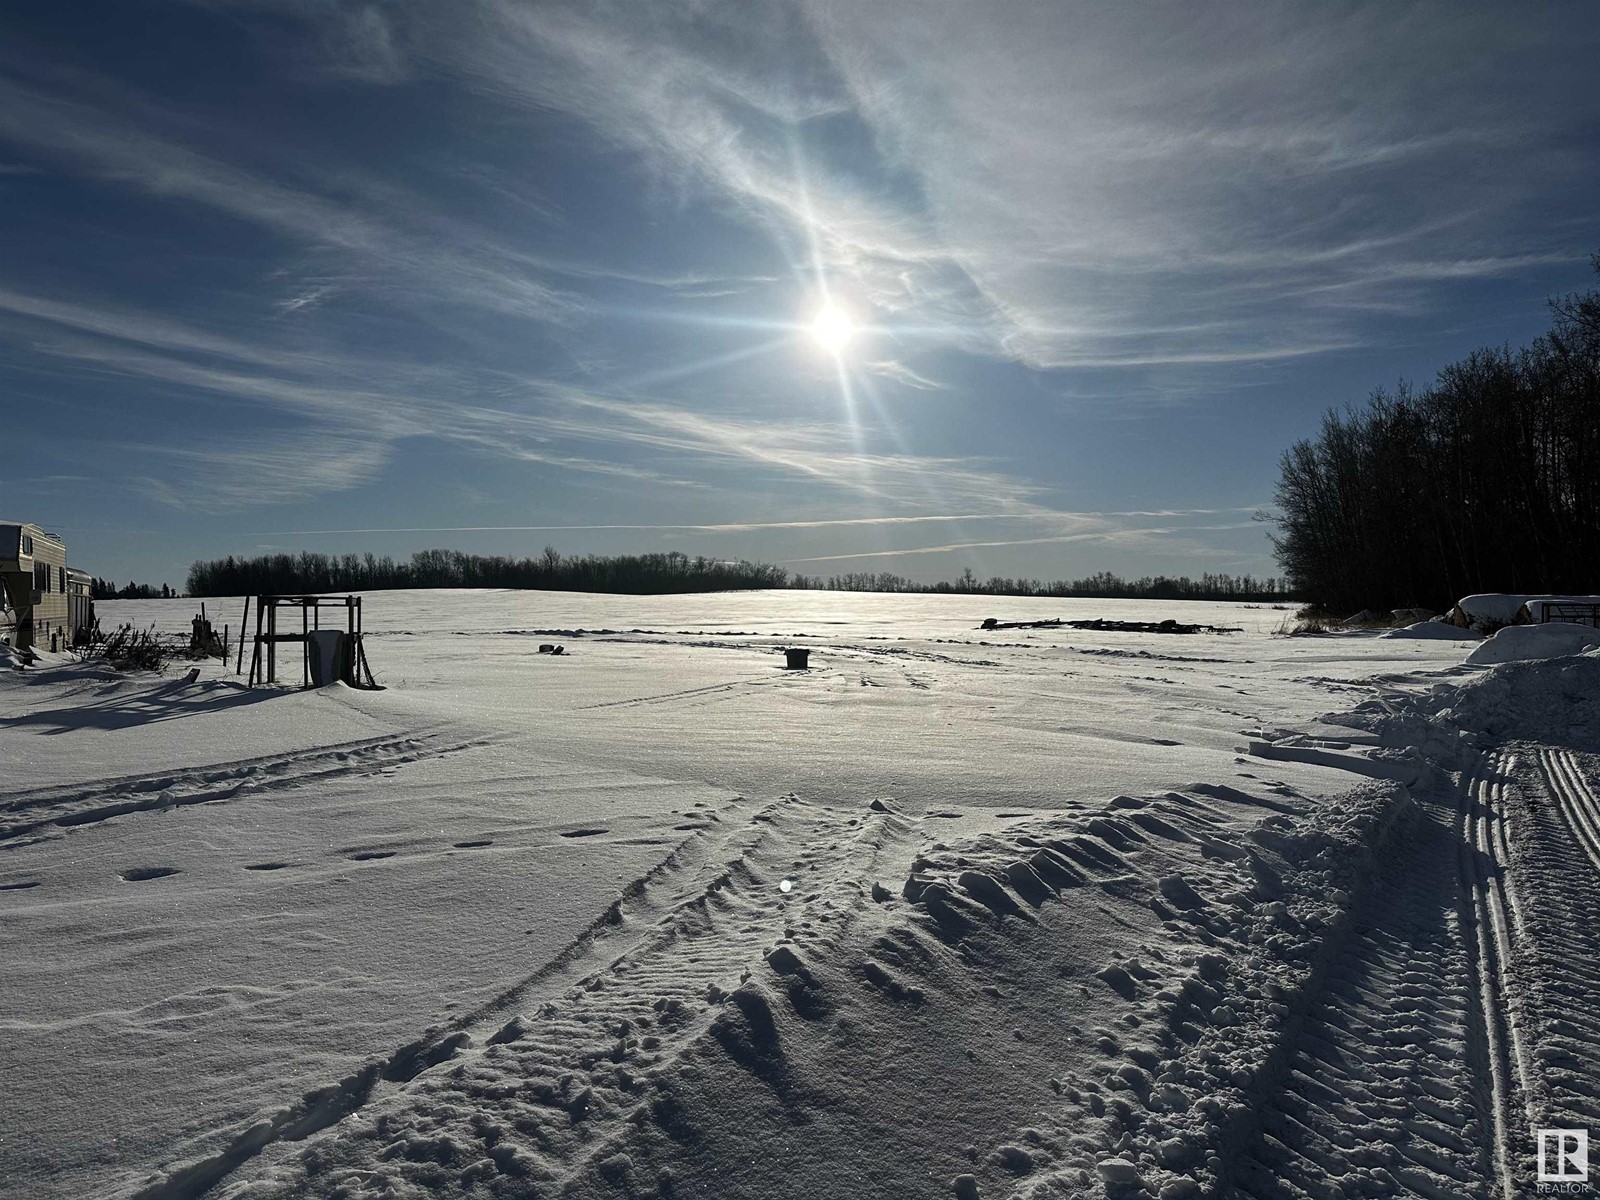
[808,302,857,354]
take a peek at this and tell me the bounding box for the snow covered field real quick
[2,589,1596,1199]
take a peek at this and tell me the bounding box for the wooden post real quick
[301,602,309,688]
[236,597,249,675]
[247,595,263,686]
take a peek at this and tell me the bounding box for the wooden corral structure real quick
[242,594,379,689]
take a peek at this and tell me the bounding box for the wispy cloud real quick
[782,522,1264,564]
[397,0,1591,375]
[5,1,1596,583]
[127,435,392,509]
[864,359,944,390]
[0,72,580,326]
[233,507,1262,537]
[544,392,1048,510]
[9,5,1589,386]
[0,282,1053,510]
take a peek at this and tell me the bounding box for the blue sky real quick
[3,2,1598,588]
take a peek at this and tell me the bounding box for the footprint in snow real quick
[346,850,396,862]
[243,862,291,872]
[120,867,180,882]
[559,828,609,839]
[453,839,494,849]
[0,880,41,891]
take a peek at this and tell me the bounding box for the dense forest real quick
[186,548,1287,602]
[1270,257,1600,613]
[90,578,174,600]
[186,549,789,597]
[791,568,1287,601]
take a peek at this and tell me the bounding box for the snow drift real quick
[1465,622,1600,666]
[1451,593,1530,630]
[1381,620,1480,641]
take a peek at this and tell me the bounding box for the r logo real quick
[1539,1129,1589,1183]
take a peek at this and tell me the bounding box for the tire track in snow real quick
[126,795,914,1199]
[576,672,785,711]
[0,732,486,846]
[1220,754,1540,1200]
[468,798,915,1197]
[1223,790,1495,1200]
[1519,749,1600,1131]
[1541,748,1600,877]
[122,807,757,1200]
[121,802,773,1200]
[1458,751,1535,1200]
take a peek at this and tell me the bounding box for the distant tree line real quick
[188,547,1288,603]
[790,568,1288,601]
[91,578,175,600]
[1269,255,1600,613]
[186,548,789,597]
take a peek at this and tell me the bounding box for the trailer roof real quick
[0,521,65,545]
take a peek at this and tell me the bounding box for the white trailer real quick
[0,521,83,654]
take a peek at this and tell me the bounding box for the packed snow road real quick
[1221,761,1515,1200]
[2,590,1596,1199]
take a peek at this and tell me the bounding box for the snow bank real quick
[1452,594,1530,630]
[1464,622,1600,666]
[1244,737,1429,785]
[1437,651,1600,745]
[1332,646,1600,749]
[1446,593,1600,634]
[1381,620,1480,641]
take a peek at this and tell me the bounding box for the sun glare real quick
[808,302,857,354]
